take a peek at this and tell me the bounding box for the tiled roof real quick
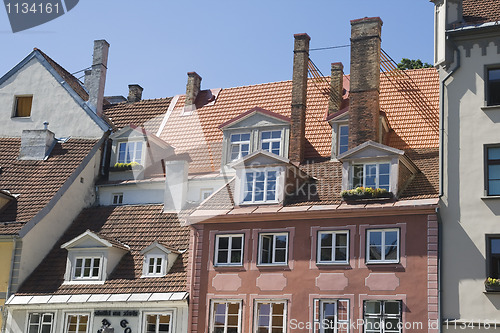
[157,68,439,174]
[462,0,500,24]
[0,138,98,233]
[17,205,190,295]
[103,98,172,132]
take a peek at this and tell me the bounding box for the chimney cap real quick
[350,16,383,25]
[293,33,311,40]
[128,83,143,90]
[93,39,110,47]
[331,62,344,69]
[187,72,202,79]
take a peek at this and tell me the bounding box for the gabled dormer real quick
[338,140,418,198]
[219,107,291,170]
[140,241,180,278]
[231,150,309,206]
[109,124,174,181]
[60,230,129,284]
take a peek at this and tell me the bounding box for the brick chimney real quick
[127,84,143,103]
[328,62,344,116]
[19,123,56,160]
[290,33,310,164]
[348,17,382,149]
[185,72,202,108]
[86,40,109,117]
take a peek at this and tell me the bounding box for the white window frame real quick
[230,132,251,161]
[215,234,244,266]
[201,188,214,201]
[258,232,288,266]
[317,230,349,265]
[64,313,90,333]
[351,162,391,191]
[72,256,102,280]
[117,141,144,164]
[143,254,166,277]
[366,229,400,264]
[254,300,287,333]
[242,168,279,204]
[364,300,402,333]
[112,193,123,205]
[210,300,242,333]
[260,130,283,156]
[338,124,349,155]
[143,312,173,333]
[27,312,54,333]
[313,299,350,333]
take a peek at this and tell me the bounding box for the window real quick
[201,188,214,201]
[313,299,350,333]
[118,141,143,164]
[210,300,242,333]
[243,169,278,203]
[215,234,244,266]
[27,313,53,333]
[486,146,500,196]
[255,301,286,333]
[317,231,349,264]
[338,125,349,155]
[261,130,282,155]
[145,313,172,333]
[145,255,165,277]
[487,68,500,106]
[112,193,123,205]
[14,95,33,117]
[364,300,402,333]
[487,236,500,279]
[65,314,89,333]
[352,163,390,191]
[259,233,288,265]
[366,229,399,264]
[73,257,101,279]
[230,133,251,161]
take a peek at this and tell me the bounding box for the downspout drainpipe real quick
[438,35,461,333]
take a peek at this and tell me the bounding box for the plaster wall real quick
[191,213,434,333]
[440,39,500,320]
[0,240,13,329]
[14,152,100,290]
[0,58,104,139]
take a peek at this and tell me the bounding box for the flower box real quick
[341,187,393,202]
[109,162,143,172]
[485,278,500,292]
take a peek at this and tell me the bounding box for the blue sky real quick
[0,1,436,100]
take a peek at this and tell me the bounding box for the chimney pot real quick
[348,17,383,149]
[86,40,110,117]
[127,84,143,103]
[289,33,310,164]
[185,72,202,107]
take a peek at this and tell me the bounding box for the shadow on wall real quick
[481,200,500,216]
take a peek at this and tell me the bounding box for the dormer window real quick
[74,257,101,279]
[13,95,33,117]
[243,169,278,203]
[351,162,390,191]
[145,255,165,276]
[261,130,282,155]
[141,242,180,278]
[338,124,349,155]
[118,141,143,164]
[230,133,251,161]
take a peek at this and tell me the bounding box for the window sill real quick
[316,262,350,266]
[257,264,290,271]
[481,196,500,200]
[214,265,246,272]
[366,261,400,265]
[481,105,500,111]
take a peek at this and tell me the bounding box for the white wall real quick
[440,38,500,320]
[0,58,104,139]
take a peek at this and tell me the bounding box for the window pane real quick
[321,248,332,261]
[365,164,377,188]
[385,245,398,260]
[353,165,363,188]
[241,133,250,141]
[230,251,242,264]
[335,248,347,261]
[230,145,240,161]
[262,131,271,140]
[489,180,500,195]
[336,233,347,246]
[241,144,250,156]
[262,142,270,151]
[218,250,228,264]
[321,233,333,247]
[218,237,229,249]
[385,231,398,247]
[491,239,500,254]
[489,165,500,179]
[149,258,155,273]
[385,301,401,315]
[261,236,271,263]
[156,257,162,273]
[232,236,242,249]
[365,301,381,314]
[369,246,382,260]
[369,232,382,246]
[274,249,286,263]
[489,148,500,160]
[16,96,33,117]
[275,235,287,249]
[379,163,390,174]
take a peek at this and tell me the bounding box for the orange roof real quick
[462,0,500,25]
[157,68,439,174]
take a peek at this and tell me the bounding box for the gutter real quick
[437,34,461,333]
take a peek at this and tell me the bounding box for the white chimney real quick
[86,40,109,117]
[164,159,189,212]
[19,127,56,160]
